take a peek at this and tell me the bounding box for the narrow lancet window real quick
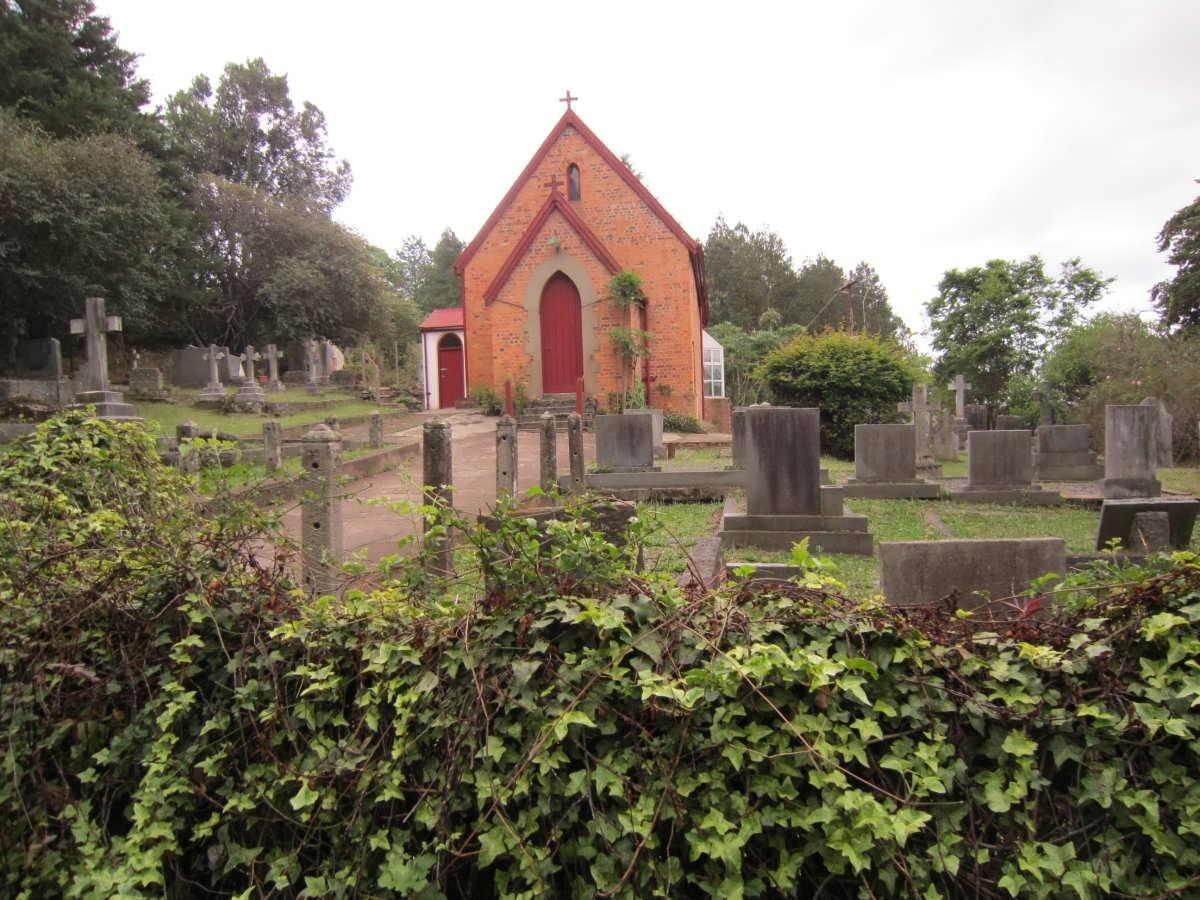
[567,164,581,201]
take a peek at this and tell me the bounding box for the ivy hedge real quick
[3,414,1200,896]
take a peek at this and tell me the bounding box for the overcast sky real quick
[99,0,1199,341]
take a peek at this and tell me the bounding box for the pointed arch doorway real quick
[539,272,583,393]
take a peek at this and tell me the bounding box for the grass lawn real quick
[638,501,722,576]
[1160,467,1200,495]
[134,397,398,439]
[662,447,726,469]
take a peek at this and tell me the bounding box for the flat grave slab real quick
[880,538,1066,609]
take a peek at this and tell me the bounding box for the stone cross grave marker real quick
[949,374,972,419]
[203,345,225,389]
[264,344,284,391]
[242,345,262,382]
[897,384,933,464]
[69,296,121,392]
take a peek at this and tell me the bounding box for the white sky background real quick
[99,0,1200,343]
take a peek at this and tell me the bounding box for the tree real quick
[703,217,801,329]
[758,330,918,458]
[164,58,351,213]
[925,255,1111,418]
[0,109,182,346]
[171,175,383,347]
[1152,183,1200,331]
[0,0,158,142]
[705,321,806,407]
[394,235,431,301]
[412,228,464,312]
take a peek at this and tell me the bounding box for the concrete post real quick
[300,423,343,594]
[567,412,585,493]
[263,420,282,472]
[423,420,454,575]
[495,415,518,498]
[369,412,384,449]
[539,412,557,494]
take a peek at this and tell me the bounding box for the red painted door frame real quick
[540,272,583,394]
[437,333,465,408]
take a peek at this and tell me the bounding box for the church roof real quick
[419,307,465,331]
[454,108,709,322]
[483,191,621,303]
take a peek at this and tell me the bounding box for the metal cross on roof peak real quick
[559,90,577,111]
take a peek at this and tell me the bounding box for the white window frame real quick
[703,346,725,399]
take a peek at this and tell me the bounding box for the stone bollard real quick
[567,412,586,493]
[369,412,384,449]
[423,420,454,575]
[262,420,282,472]
[539,412,557,495]
[300,423,343,594]
[495,415,518,498]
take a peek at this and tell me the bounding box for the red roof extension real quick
[418,307,465,331]
[454,108,709,323]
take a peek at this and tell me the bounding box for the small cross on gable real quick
[544,173,562,194]
[559,90,577,111]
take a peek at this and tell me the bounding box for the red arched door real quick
[540,272,583,394]
[437,333,464,408]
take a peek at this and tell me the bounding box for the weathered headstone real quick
[324,415,339,432]
[719,406,873,554]
[300,423,343,594]
[932,411,959,462]
[995,414,1025,431]
[897,384,940,476]
[1033,425,1102,481]
[423,420,454,575]
[880,538,1066,609]
[229,345,265,412]
[368,412,384,449]
[623,408,665,457]
[1095,497,1198,551]
[264,344,285,392]
[67,297,138,420]
[1033,380,1053,427]
[496,416,518,497]
[949,430,1061,505]
[1103,404,1161,499]
[566,412,585,493]
[844,424,940,498]
[304,340,322,392]
[1141,397,1174,468]
[595,414,655,471]
[949,374,972,419]
[197,345,227,404]
[128,367,169,401]
[965,404,988,432]
[539,412,558,493]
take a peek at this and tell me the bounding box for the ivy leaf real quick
[377,848,435,893]
[1002,731,1038,757]
[290,782,319,811]
[1140,612,1188,641]
[509,659,540,689]
[477,827,508,868]
[553,709,596,741]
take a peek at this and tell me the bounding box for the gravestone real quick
[128,367,169,401]
[995,414,1025,431]
[1033,424,1102,481]
[300,424,343,594]
[13,337,63,379]
[949,374,973,447]
[949,430,1061,505]
[897,384,941,477]
[197,345,228,404]
[1033,380,1053,427]
[67,297,138,420]
[263,420,282,472]
[1103,404,1161,499]
[229,346,265,413]
[719,406,873,554]
[965,404,988,432]
[880,538,1065,609]
[1141,397,1173,468]
[304,339,323,392]
[844,424,940,498]
[0,337,72,407]
[1095,497,1199,551]
[623,409,665,457]
[595,414,655,471]
[932,411,959,462]
[264,344,285,392]
[172,345,223,387]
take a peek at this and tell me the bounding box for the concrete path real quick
[279,417,596,564]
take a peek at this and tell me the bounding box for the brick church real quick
[450,100,710,417]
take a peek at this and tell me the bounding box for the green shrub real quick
[662,411,704,433]
[7,414,1200,897]
[759,329,916,457]
[472,385,503,415]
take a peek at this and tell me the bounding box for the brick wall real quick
[462,124,703,417]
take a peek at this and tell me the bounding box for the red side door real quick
[437,333,465,408]
[540,272,584,394]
